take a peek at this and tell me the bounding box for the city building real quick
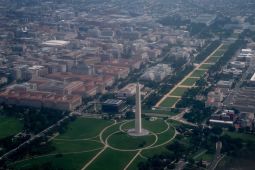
[227,87,255,113]
[42,40,70,47]
[217,80,234,89]
[141,64,173,82]
[0,88,82,111]
[209,110,237,127]
[116,83,144,99]
[206,88,224,108]
[101,99,127,114]
[230,61,246,69]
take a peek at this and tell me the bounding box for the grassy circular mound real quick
[107,131,157,150]
[121,119,168,134]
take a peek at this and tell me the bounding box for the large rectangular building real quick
[117,83,144,99]
[227,87,255,113]
[0,89,82,111]
[101,99,127,114]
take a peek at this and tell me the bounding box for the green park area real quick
[10,118,176,170]
[220,44,230,50]
[0,115,23,139]
[205,56,220,63]
[11,151,99,170]
[224,131,255,142]
[122,119,169,134]
[199,64,212,70]
[55,118,111,139]
[170,87,189,96]
[10,118,112,170]
[190,69,207,78]
[107,131,156,150]
[159,97,180,108]
[181,77,200,86]
[194,152,214,161]
[216,131,255,170]
[212,49,225,57]
[88,148,136,170]
[191,149,214,162]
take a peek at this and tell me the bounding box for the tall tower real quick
[128,83,149,136]
[135,82,142,134]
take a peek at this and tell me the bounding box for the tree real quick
[125,111,134,119]
[211,127,223,136]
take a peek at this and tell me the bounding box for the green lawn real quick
[192,149,207,159]
[142,145,172,158]
[11,150,99,170]
[108,132,156,150]
[181,77,200,86]
[224,131,255,142]
[11,118,113,170]
[52,140,103,153]
[122,119,168,134]
[88,148,137,170]
[216,156,255,170]
[190,69,207,78]
[101,123,122,142]
[56,118,113,139]
[127,155,145,170]
[170,87,189,96]
[10,117,178,170]
[159,97,179,108]
[212,49,225,57]
[199,64,212,70]
[0,115,23,139]
[152,126,175,146]
[220,44,230,50]
[205,57,220,63]
[195,152,214,161]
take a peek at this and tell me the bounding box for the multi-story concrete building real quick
[0,88,82,111]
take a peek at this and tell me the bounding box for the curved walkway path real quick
[105,130,158,152]
[10,119,178,170]
[81,119,177,170]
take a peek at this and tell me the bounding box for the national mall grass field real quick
[0,115,23,140]
[10,117,176,170]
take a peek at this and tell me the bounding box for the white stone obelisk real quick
[135,82,142,134]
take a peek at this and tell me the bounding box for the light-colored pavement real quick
[123,150,141,170]
[80,120,118,170]
[80,146,108,170]
[80,120,177,170]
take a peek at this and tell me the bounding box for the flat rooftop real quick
[241,49,252,52]
[103,99,124,105]
[28,65,44,70]
[42,40,70,46]
[217,80,233,86]
[251,73,255,81]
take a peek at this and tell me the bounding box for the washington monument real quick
[128,82,149,136]
[135,82,142,134]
